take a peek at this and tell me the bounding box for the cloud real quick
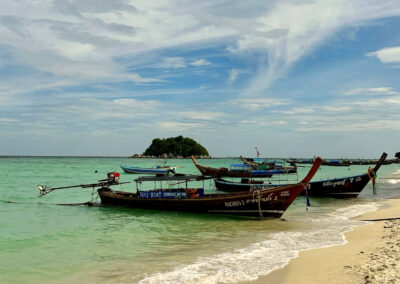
[0,0,399,98]
[157,121,203,131]
[366,46,400,64]
[238,119,287,126]
[82,98,162,120]
[53,0,137,15]
[0,15,27,37]
[295,119,400,132]
[189,59,212,66]
[157,57,212,69]
[157,57,187,69]
[344,87,400,96]
[279,107,316,115]
[231,98,291,110]
[234,0,400,96]
[0,118,17,123]
[228,69,240,84]
[180,111,226,120]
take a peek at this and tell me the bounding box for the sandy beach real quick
[242,198,400,284]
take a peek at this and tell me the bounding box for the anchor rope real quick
[252,189,263,218]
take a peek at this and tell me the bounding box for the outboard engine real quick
[107,172,120,183]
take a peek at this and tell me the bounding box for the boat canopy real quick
[230,163,251,168]
[134,174,208,182]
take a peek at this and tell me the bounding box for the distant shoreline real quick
[0,155,396,160]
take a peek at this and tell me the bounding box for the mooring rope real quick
[252,189,263,218]
[360,217,400,222]
[0,199,99,206]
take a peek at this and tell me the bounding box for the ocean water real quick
[0,157,399,284]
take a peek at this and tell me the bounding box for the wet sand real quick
[242,198,400,284]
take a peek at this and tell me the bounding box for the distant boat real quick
[191,156,293,178]
[292,158,350,166]
[120,165,176,175]
[215,153,387,198]
[240,156,297,173]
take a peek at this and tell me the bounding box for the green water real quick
[1,157,399,283]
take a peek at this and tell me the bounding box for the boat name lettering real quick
[225,200,245,207]
[245,196,275,204]
[280,191,290,197]
[322,180,348,187]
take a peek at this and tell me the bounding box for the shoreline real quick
[241,198,400,284]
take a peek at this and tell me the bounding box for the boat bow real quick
[300,157,323,186]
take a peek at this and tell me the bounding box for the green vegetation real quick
[143,136,209,157]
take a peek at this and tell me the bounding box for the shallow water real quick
[0,157,399,283]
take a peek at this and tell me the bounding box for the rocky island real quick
[130,136,210,158]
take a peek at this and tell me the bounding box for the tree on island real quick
[143,136,209,158]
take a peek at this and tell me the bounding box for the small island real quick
[131,136,210,158]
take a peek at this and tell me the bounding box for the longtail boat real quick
[215,153,387,198]
[120,165,176,175]
[240,156,297,173]
[191,156,294,178]
[97,157,322,218]
[37,159,321,218]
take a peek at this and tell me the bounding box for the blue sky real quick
[0,0,399,157]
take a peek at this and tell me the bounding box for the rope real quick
[367,168,377,195]
[252,189,263,218]
[361,217,400,222]
[0,199,99,207]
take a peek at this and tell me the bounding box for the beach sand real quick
[242,198,400,284]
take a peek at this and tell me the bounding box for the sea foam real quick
[138,202,381,284]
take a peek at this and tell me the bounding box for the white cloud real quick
[296,119,400,132]
[157,57,187,69]
[279,107,316,115]
[0,118,17,123]
[366,46,400,64]
[344,87,400,96]
[0,0,399,98]
[239,120,287,126]
[235,0,400,96]
[53,98,162,122]
[180,111,225,120]
[231,98,290,110]
[189,59,212,67]
[228,69,240,84]
[157,121,203,131]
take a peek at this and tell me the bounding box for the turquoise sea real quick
[1,157,399,283]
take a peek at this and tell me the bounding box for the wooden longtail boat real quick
[190,156,294,178]
[215,153,387,198]
[241,157,297,173]
[120,165,176,175]
[98,158,322,218]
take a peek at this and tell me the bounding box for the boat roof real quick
[230,163,251,167]
[134,174,208,182]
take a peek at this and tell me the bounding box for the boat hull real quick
[97,184,306,218]
[121,165,173,175]
[215,152,387,198]
[191,156,274,178]
[215,173,372,198]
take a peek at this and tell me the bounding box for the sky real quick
[0,0,399,158]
